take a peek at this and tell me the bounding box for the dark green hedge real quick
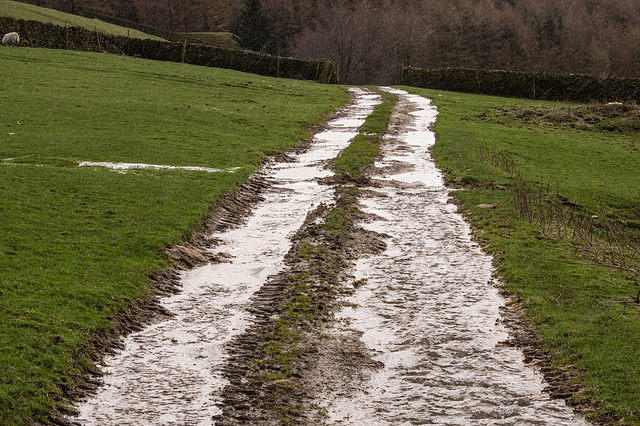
[0,17,337,83]
[403,67,640,103]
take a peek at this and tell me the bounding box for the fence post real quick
[65,22,69,50]
[182,38,187,63]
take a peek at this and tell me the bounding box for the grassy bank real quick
[0,46,349,424]
[402,87,640,424]
[178,32,239,49]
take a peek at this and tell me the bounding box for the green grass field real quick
[0,0,164,40]
[179,32,239,49]
[0,46,349,424]
[1,27,639,423]
[403,87,640,425]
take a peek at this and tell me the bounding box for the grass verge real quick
[401,86,640,425]
[179,32,239,49]
[0,46,349,424]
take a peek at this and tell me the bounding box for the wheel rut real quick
[70,88,589,425]
[71,87,381,425]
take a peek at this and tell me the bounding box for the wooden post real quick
[65,22,69,50]
[182,38,187,63]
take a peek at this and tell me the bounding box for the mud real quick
[68,88,591,425]
[213,191,388,424]
[70,88,382,424]
[312,89,589,425]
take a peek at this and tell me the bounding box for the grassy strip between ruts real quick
[0,46,350,424]
[401,86,640,425]
[332,89,398,181]
[261,88,398,380]
[239,89,398,422]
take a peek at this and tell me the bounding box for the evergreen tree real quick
[232,0,279,55]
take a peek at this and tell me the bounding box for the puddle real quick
[72,88,381,425]
[321,89,589,425]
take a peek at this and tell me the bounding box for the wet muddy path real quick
[73,88,381,424]
[73,88,588,425]
[316,89,588,425]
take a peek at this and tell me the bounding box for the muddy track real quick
[68,88,591,425]
[214,188,387,424]
[62,93,359,422]
[59,176,272,424]
[70,88,382,424]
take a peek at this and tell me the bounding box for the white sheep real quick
[2,32,20,46]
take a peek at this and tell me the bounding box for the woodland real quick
[15,0,640,85]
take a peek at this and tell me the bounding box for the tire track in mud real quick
[213,189,388,424]
[314,89,590,425]
[208,89,590,425]
[71,88,591,425]
[71,88,381,425]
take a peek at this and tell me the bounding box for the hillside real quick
[13,0,240,33]
[0,0,164,39]
[1,28,639,425]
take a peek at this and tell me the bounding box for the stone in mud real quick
[165,245,209,266]
[216,252,235,263]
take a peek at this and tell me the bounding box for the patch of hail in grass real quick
[77,161,239,173]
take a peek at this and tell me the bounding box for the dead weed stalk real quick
[476,142,640,302]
